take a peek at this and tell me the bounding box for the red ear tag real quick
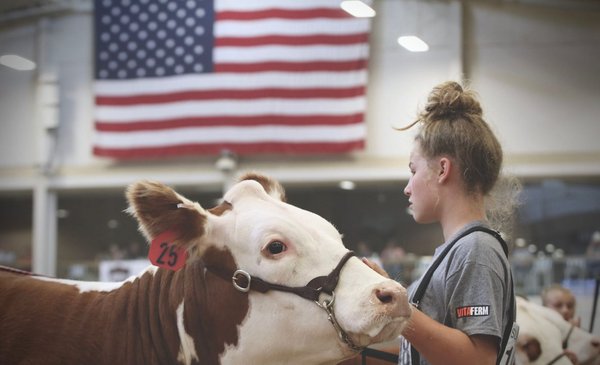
[148,230,188,271]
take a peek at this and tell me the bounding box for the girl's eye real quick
[266,241,286,255]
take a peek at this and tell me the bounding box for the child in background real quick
[541,284,581,327]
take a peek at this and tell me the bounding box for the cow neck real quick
[177,249,250,365]
[79,260,248,365]
[0,268,182,365]
[0,260,249,365]
[72,256,249,365]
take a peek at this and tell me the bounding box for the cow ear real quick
[126,180,207,249]
[237,171,287,202]
[518,337,542,362]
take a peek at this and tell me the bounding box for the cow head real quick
[515,296,600,365]
[127,172,412,365]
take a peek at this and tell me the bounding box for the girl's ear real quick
[437,157,452,183]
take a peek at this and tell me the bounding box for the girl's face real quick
[404,143,440,224]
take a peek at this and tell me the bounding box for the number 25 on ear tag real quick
[148,230,188,271]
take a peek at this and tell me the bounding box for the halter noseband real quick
[205,250,363,351]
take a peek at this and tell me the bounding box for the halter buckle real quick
[232,269,251,292]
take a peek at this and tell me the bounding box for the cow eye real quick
[266,241,286,255]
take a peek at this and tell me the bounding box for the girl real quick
[365,81,518,365]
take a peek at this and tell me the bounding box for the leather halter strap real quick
[206,251,355,302]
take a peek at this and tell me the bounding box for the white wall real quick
[471,3,600,157]
[0,24,38,168]
[367,0,462,158]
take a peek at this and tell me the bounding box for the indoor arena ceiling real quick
[0,0,57,15]
[0,0,598,22]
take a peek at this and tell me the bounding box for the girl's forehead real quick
[410,147,429,164]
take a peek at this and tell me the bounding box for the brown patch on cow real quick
[126,180,206,249]
[518,335,542,362]
[184,246,250,363]
[238,171,287,202]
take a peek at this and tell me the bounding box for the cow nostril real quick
[375,288,395,304]
[592,339,600,348]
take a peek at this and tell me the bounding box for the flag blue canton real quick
[94,0,214,79]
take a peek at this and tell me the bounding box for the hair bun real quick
[422,81,482,120]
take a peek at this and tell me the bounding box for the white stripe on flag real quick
[94,71,368,95]
[214,44,369,63]
[95,124,367,148]
[215,19,370,37]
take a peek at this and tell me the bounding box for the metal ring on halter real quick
[232,269,251,292]
[315,291,335,310]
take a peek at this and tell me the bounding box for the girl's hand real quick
[361,257,390,278]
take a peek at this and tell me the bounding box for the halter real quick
[545,324,575,365]
[205,250,363,351]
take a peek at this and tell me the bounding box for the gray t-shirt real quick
[399,221,513,365]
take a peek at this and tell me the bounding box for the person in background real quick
[363,80,520,365]
[541,284,581,327]
[541,284,581,365]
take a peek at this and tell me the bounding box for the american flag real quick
[93,0,370,159]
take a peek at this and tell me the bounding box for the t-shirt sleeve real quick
[444,246,506,340]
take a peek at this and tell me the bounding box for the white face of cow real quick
[515,297,600,365]
[129,173,412,365]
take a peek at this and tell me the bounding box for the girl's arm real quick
[403,308,498,365]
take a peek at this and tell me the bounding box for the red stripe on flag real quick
[215,33,369,47]
[95,113,364,131]
[93,140,365,159]
[214,60,367,73]
[216,8,351,21]
[96,87,365,106]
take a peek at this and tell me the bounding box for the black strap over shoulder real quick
[409,226,515,365]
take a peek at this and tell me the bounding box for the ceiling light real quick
[397,36,429,52]
[340,1,375,18]
[0,54,36,71]
[339,180,356,190]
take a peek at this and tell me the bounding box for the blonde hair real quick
[399,81,521,235]
[541,284,576,306]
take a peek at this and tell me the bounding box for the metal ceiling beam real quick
[0,0,91,26]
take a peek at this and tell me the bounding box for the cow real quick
[0,172,412,365]
[515,296,600,365]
